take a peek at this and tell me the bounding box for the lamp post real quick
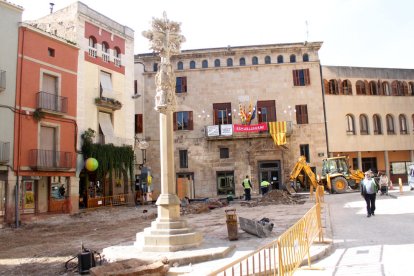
[137,139,149,168]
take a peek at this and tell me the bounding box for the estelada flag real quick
[268,121,287,146]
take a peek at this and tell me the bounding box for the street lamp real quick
[137,139,149,168]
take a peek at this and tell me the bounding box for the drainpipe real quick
[319,64,330,157]
[15,26,26,227]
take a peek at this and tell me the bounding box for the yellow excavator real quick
[289,155,364,194]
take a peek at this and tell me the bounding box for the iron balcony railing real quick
[36,91,68,113]
[0,141,10,164]
[29,149,73,170]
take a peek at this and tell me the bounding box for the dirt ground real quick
[0,191,309,276]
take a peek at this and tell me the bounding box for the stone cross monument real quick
[138,12,202,252]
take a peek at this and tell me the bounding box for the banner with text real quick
[233,123,268,133]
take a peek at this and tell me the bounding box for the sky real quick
[11,0,414,69]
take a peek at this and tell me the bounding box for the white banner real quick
[220,124,233,136]
[206,125,219,137]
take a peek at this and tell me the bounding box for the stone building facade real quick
[322,66,414,184]
[135,42,328,198]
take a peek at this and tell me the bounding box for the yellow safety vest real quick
[260,180,270,187]
[243,179,252,189]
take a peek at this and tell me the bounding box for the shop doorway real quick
[0,180,5,216]
[176,173,194,199]
[353,157,378,173]
[21,180,35,214]
[216,171,234,196]
[259,161,281,190]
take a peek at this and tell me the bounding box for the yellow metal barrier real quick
[315,185,324,204]
[87,193,133,209]
[207,203,323,276]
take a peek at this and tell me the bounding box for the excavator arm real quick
[289,156,320,189]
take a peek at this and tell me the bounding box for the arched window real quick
[252,56,258,65]
[239,57,246,66]
[101,41,109,53]
[88,36,97,48]
[409,82,414,96]
[369,81,378,95]
[391,80,403,96]
[303,53,309,62]
[202,60,208,68]
[177,61,183,70]
[356,80,366,95]
[342,80,353,95]
[227,58,233,67]
[373,114,382,135]
[265,56,271,64]
[277,55,284,63]
[290,54,296,63]
[382,81,390,96]
[346,114,355,135]
[359,114,369,135]
[190,60,196,69]
[114,47,121,58]
[214,59,220,67]
[153,63,158,72]
[399,114,408,134]
[402,81,409,95]
[329,79,339,94]
[386,114,395,134]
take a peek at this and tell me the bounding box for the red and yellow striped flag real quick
[268,121,287,146]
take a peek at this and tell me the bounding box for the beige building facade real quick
[136,42,328,198]
[322,66,414,184]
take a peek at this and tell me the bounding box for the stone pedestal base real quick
[135,194,203,252]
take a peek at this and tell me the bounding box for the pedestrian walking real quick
[242,175,253,201]
[361,171,379,217]
[260,178,270,195]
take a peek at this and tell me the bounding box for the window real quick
[214,59,220,67]
[303,53,309,62]
[342,80,353,95]
[174,111,193,131]
[176,77,187,93]
[300,144,310,162]
[295,105,308,124]
[257,100,276,122]
[213,103,232,125]
[135,114,143,134]
[134,80,138,95]
[403,82,409,96]
[356,80,366,95]
[177,61,183,70]
[382,81,390,96]
[48,47,55,57]
[345,114,355,134]
[100,71,114,98]
[114,47,121,58]
[202,60,208,68]
[399,114,408,134]
[239,57,246,66]
[277,55,283,63]
[392,80,403,96]
[369,81,378,95]
[252,56,258,65]
[328,79,339,94]
[409,82,414,96]
[217,171,234,195]
[101,42,110,62]
[40,125,57,167]
[373,114,382,135]
[359,114,369,135]
[190,60,196,69]
[293,69,310,86]
[386,114,395,134]
[220,148,229,159]
[179,150,188,168]
[40,73,60,112]
[153,63,158,72]
[88,36,97,48]
[290,54,296,63]
[98,112,115,144]
[227,58,233,67]
[265,56,271,64]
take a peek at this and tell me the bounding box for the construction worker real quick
[260,178,270,195]
[242,175,253,201]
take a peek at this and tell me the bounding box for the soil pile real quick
[180,198,228,215]
[242,190,306,207]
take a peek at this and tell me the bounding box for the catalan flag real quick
[268,121,287,146]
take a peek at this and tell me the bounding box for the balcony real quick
[36,91,68,114]
[205,121,293,141]
[0,70,5,91]
[0,141,10,164]
[95,97,122,110]
[29,149,73,171]
[97,134,134,147]
[88,47,97,58]
[102,52,110,63]
[114,57,121,67]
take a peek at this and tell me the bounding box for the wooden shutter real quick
[324,79,329,94]
[188,111,193,130]
[302,105,308,124]
[173,112,177,131]
[135,114,143,134]
[182,77,187,92]
[304,69,310,85]
[293,70,299,86]
[403,82,408,95]
[42,74,57,94]
[295,105,308,124]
